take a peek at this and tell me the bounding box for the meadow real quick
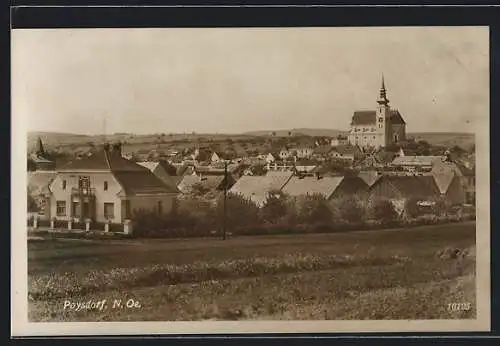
[28,221,476,322]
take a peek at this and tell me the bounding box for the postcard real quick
[11,26,490,336]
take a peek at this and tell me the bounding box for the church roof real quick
[351,110,406,126]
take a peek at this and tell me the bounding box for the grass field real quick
[28,222,476,322]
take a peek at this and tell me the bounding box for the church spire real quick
[36,136,45,156]
[377,73,389,105]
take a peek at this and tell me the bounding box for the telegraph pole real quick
[222,160,228,240]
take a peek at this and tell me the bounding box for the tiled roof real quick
[371,175,441,199]
[351,110,406,125]
[61,148,178,195]
[29,153,53,164]
[432,172,456,194]
[392,156,444,167]
[177,175,227,193]
[358,170,381,187]
[229,173,293,207]
[282,176,344,199]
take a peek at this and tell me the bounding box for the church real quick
[348,76,406,149]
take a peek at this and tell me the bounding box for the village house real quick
[294,146,314,159]
[328,145,362,162]
[228,171,294,207]
[330,135,349,147]
[431,159,475,204]
[136,160,180,191]
[282,175,368,201]
[368,175,441,208]
[279,147,293,160]
[42,143,179,225]
[391,155,445,173]
[348,76,406,148]
[177,173,235,195]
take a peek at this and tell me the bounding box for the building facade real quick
[41,143,179,224]
[348,76,407,149]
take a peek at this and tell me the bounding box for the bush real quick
[332,196,367,223]
[433,197,452,216]
[296,194,333,225]
[404,197,422,219]
[372,198,399,224]
[216,193,260,232]
[259,190,289,225]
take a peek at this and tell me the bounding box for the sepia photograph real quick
[11,25,490,335]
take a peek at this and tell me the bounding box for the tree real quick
[372,199,399,223]
[334,196,365,223]
[27,192,38,213]
[216,193,260,231]
[260,190,289,224]
[296,194,332,225]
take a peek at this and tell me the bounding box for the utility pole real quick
[222,160,228,240]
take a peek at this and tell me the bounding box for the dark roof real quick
[351,110,406,125]
[371,175,440,199]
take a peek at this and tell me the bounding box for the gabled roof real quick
[392,156,444,167]
[282,176,344,199]
[351,110,406,125]
[370,175,441,199]
[60,148,178,195]
[432,172,456,194]
[229,173,293,207]
[358,170,381,187]
[177,175,229,193]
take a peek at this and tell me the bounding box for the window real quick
[379,124,383,128]
[72,202,81,218]
[56,201,66,216]
[62,180,67,190]
[373,136,376,139]
[378,118,384,123]
[104,203,115,219]
[104,181,108,191]
[158,201,163,215]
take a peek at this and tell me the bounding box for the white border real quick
[10,25,491,337]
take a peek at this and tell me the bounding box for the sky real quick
[12,27,489,135]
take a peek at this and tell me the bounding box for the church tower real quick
[376,74,391,147]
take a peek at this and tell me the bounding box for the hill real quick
[243,128,346,137]
[407,132,475,150]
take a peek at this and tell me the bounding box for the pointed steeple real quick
[36,137,45,156]
[377,73,389,105]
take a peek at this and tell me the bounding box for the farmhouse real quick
[391,155,445,172]
[136,160,179,191]
[368,175,441,203]
[229,171,293,207]
[44,143,179,224]
[177,174,235,195]
[282,175,368,200]
[431,160,475,204]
